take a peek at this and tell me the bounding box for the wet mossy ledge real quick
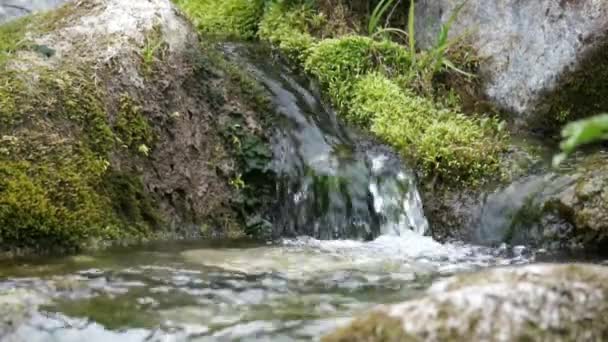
[0,0,275,256]
[174,0,508,187]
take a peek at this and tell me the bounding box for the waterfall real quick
[221,43,428,240]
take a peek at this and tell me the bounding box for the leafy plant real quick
[554,113,608,166]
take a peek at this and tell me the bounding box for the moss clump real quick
[101,171,163,234]
[258,1,318,63]
[114,94,154,153]
[0,63,156,252]
[303,35,503,184]
[349,73,503,183]
[0,15,33,65]
[0,152,120,252]
[174,0,264,39]
[305,35,411,111]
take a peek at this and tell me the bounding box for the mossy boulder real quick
[0,0,272,256]
[324,264,608,342]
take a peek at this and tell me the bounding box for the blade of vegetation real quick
[372,27,410,41]
[408,0,416,65]
[554,113,608,166]
[369,0,396,35]
[431,1,467,74]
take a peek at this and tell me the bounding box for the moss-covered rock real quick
[324,264,608,342]
[0,0,274,255]
[302,35,507,185]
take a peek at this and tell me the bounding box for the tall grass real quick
[368,0,471,90]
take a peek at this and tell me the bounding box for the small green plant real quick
[230,174,246,190]
[141,28,165,75]
[114,94,154,152]
[554,113,608,166]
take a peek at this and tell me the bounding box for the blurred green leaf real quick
[554,113,608,166]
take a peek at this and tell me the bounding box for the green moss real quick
[174,0,264,39]
[0,62,158,252]
[305,35,411,111]
[355,73,504,184]
[101,171,163,234]
[0,15,33,66]
[0,155,120,252]
[114,94,154,153]
[258,1,317,63]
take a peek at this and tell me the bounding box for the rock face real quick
[324,264,608,342]
[0,0,269,254]
[0,0,67,24]
[415,0,608,118]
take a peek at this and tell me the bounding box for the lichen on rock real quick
[324,264,608,342]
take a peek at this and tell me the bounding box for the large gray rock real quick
[415,0,608,117]
[324,264,608,342]
[0,0,68,24]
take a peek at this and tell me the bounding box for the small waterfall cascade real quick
[221,43,428,240]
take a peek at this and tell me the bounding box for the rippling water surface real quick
[0,235,534,341]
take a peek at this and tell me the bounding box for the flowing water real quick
[0,44,539,341]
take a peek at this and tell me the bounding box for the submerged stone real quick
[324,264,608,342]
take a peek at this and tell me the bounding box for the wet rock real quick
[415,0,608,119]
[424,139,545,243]
[474,152,608,251]
[324,264,608,342]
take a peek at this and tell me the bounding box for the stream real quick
[0,43,581,341]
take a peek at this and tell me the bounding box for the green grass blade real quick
[408,0,416,65]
